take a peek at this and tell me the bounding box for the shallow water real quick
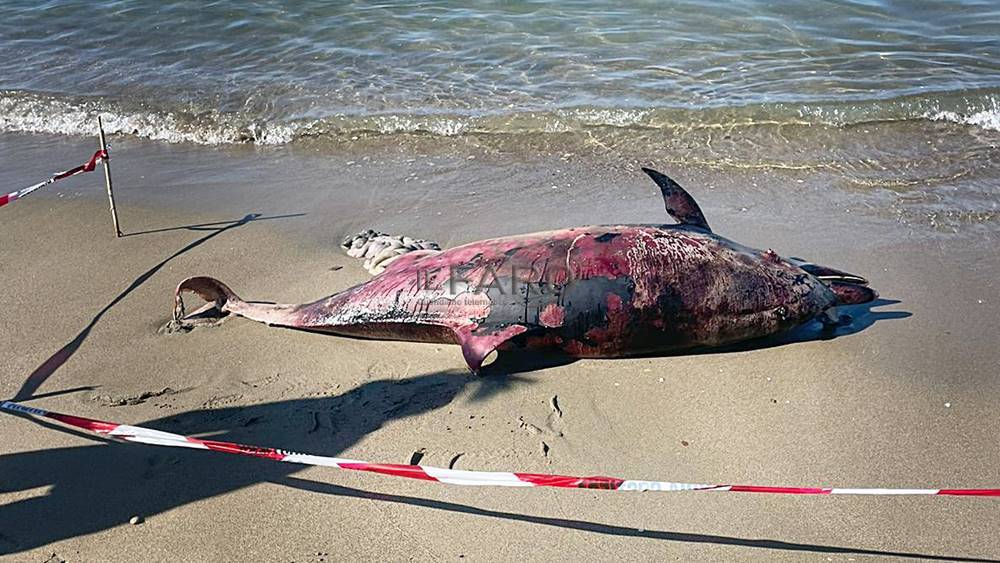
[0,1,998,231]
[1,1,999,141]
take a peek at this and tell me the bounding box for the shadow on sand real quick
[2,364,990,562]
[0,371,499,554]
[3,223,932,558]
[278,476,995,562]
[12,212,303,402]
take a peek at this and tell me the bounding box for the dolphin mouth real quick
[788,257,869,286]
[787,257,876,305]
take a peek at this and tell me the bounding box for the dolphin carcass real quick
[172,168,876,372]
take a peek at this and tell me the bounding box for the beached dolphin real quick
[172,168,876,372]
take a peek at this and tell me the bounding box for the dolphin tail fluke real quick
[172,276,299,329]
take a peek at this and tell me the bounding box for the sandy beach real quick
[1,129,999,561]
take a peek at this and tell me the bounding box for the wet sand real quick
[1,132,999,561]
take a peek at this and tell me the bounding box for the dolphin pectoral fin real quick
[640,167,712,232]
[819,306,852,329]
[454,324,530,373]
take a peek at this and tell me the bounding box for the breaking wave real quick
[925,97,1000,132]
[1,89,998,147]
[0,91,297,145]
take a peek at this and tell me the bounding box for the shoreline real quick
[3,119,999,238]
[2,131,1000,560]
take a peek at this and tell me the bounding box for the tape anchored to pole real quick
[0,149,108,208]
[2,400,998,496]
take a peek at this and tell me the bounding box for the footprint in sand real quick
[408,448,427,465]
[517,416,542,435]
[516,396,569,462]
[545,395,565,437]
[91,387,185,407]
[201,393,243,408]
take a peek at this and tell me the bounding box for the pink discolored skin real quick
[176,226,849,372]
[309,226,835,353]
[173,169,875,372]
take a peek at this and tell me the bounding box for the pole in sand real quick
[97,115,122,237]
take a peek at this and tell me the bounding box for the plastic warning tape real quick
[1,149,107,207]
[2,400,998,496]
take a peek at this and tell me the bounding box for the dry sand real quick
[1,132,999,561]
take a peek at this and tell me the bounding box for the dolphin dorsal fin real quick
[641,167,711,232]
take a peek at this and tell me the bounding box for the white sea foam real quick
[926,99,1000,132]
[3,89,1000,149]
[368,115,470,136]
[561,108,652,128]
[0,91,302,145]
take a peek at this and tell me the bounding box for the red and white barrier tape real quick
[2,399,998,496]
[0,149,108,208]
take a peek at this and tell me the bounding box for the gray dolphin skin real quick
[173,168,877,372]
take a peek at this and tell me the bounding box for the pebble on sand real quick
[129,516,143,525]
